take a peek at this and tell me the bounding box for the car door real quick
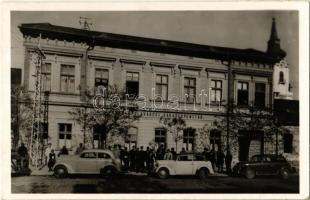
[261,155,274,175]
[175,154,193,175]
[192,155,206,172]
[97,152,113,172]
[76,152,98,173]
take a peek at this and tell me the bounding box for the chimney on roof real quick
[267,17,286,59]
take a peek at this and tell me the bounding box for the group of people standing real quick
[113,144,179,173]
[202,147,232,173]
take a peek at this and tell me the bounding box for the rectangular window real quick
[254,83,266,107]
[156,74,168,100]
[237,82,249,106]
[211,80,222,102]
[60,64,75,93]
[58,123,72,149]
[183,128,195,151]
[155,128,166,147]
[95,68,109,95]
[126,72,139,97]
[42,63,51,91]
[184,77,196,103]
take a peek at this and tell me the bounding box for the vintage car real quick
[53,149,121,178]
[232,154,294,179]
[154,153,214,179]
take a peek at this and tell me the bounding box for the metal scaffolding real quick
[29,36,46,169]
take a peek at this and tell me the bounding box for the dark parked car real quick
[232,154,294,179]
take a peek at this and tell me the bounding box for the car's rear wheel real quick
[157,168,169,179]
[54,165,68,178]
[280,168,290,179]
[245,168,255,179]
[197,168,209,179]
[101,167,116,178]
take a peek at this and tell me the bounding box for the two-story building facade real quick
[18,18,287,163]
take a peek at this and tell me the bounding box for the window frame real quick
[183,128,195,151]
[254,82,266,107]
[126,71,140,97]
[155,74,169,100]
[60,64,75,94]
[237,81,249,106]
[210,79,223,103]
[41,63,51,91]
[94,68,109,93]
[184,77,196,103]
[58,123,72,149]
[155,128,167,146]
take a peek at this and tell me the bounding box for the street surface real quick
[12,174,299,193]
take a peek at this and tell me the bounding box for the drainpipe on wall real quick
[225,59,232,154]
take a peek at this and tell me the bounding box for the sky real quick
[11,11,299,99]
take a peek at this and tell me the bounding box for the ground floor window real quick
[283,133,293,153]
[58,123,72,149]
[210,129,221,151]
[125,127,138,150]
[183,128,195,151]
[155,128,167,148]
[93,124,107,149]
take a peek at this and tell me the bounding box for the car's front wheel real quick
[245,168,255,179]
[280,168,290,179]
[54,165,68,178]
[157,168,169,179]
[197,168,209,179]
[101,167,116,178]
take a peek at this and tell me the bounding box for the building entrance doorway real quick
[238,130,264,161]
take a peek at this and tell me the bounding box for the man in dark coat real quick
[171,148,177,160]
[217,149,225,173]
[129,145,136,172]
[122,147,130,172]
[58,146,69,157]
[17,143,28,170]
[225,150,233,174]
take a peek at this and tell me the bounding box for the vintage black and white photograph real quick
[7,6,306,197]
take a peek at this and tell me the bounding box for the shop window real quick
[210,129,221,150]
[125,127,138,150]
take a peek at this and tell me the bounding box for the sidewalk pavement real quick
[30,166,228,177]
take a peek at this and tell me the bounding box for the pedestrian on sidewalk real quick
[217,149,225,173]
[164,149,173,160]
[129,146,137,172]
[122,147,130,172]
[17,143,28,171]
[225,150,232,174]
[48,149,56,171]
[180,147,186,154]
[45,143,52,165]
[156,144,165,160]
[75,143,84,155]
[58,146,69,157]
[171,148,177,160]
[147,148,156,174]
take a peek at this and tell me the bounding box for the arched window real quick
[279,71,285,84]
